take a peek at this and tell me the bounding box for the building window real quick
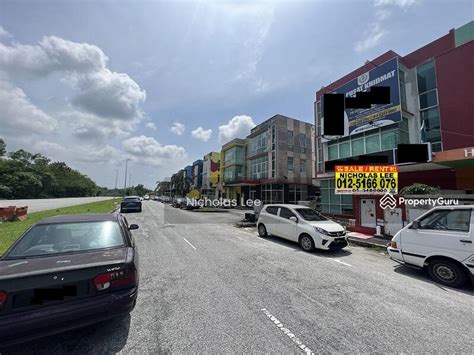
[381,130,399,150]
[328,143,338,160]
[250,131,268,156]
[287,130,294,146]
[287,157,294,171]
[417,60,441,151]
[320,179,353,215]
[365,134,380,154]
[271,125,276,150]
[289,184,307,203]
[262,184,284,204]
[250,156,268,179]
[351,137,364,156]
[300,159,306,173]
[271,152,275,178]
[298,133,306,153]
[339,140,350,158]
[419,90,438,110]
[417,60,437,93]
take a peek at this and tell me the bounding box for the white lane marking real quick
[261,308,315,355]
[183,238,197,250]
[327,258,352,267]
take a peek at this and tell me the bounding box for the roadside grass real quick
[0,198,121,256]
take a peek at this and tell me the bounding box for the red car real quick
[0,213,139,347]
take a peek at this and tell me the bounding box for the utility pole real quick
[124,159,130,196]
[114,169,119,195]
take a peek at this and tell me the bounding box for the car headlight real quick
[315,227,329,235]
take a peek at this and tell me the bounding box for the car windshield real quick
[295,208,328,221]
[7,221,125,258]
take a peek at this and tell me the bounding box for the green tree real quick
[400,183,440,195]
[0,138,5,157]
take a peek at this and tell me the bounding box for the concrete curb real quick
[348,237,388,251]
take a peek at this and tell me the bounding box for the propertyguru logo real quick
[379,193,459,209]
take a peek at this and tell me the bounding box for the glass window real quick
[421,107,441,130]
[287,157,294,171]
[279,207,296,219]
[381,130,398,150]
[7,221,125,258]
[271,152,275,178]
[419,209,471,232]
[340,141,350,158]
[419,90,438,109]
[295,208,327,221]
[425,128,441,142]
[328,144,338,160]
[431,142,442,152]
[265,206,279,215]
[365,134,380,153]
[250,156,268,179]
[287,130,294,146]
[300,159,306,173]
[417,60,437,93]
[351,137,364,156]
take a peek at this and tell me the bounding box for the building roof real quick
[36,213,119,225]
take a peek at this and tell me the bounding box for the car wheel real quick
[427,258,467,288]
[258,224,268,238]
[299,234,315,252]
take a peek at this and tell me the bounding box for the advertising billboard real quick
[323,57,401,138]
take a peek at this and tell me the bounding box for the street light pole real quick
[129,173,132,189]
[124,159,130,196]
[114,169,119,194]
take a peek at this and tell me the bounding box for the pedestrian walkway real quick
[347,231,390,249]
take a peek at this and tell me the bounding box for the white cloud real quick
[122,135,186,166]
[191,126,212,142]
[355,22,387,53]
[0,26,11,39]
[374,0,419,9]
[355,0,419,53]
[0,79,57,136]
[0,36,107,77]
[72,69,146,120]
[58,111,130,143]
[0,36,146,122]
[146,122,157,130]
[75,144,123,163]
[170,122,185,135]
[218,115,255,143]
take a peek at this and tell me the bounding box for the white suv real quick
[257,204,347,251]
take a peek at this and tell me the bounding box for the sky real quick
[0,0,472,189]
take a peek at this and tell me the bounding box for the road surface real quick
[0,197,115,213]
[3,201,473,353]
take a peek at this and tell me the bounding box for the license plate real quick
[32,285,77,304]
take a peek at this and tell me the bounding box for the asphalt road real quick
[4,202,473,354]
[0,197,115,212]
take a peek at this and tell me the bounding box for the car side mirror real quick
[411,221,420,229]
[289,216,298,223]
[129,224,139,230]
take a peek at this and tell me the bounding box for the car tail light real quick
[390,241,397,249]
[0,291,7,309]
[94,270,137,291]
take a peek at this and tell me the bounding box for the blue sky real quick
[0,0,472,188]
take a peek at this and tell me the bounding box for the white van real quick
[257,204,347,251]
[387,205,474,288]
